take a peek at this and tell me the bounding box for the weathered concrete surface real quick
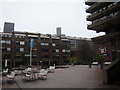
[2,65,120,88]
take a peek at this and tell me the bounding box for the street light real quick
[40,61,42,69]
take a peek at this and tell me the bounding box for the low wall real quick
[103,58,120,84]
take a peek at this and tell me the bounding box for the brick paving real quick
[1,65,120,88]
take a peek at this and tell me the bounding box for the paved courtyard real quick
[1,65,120,88]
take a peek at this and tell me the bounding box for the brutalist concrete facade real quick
[86,1,120,61]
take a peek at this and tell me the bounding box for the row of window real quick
[1,34,25,38]
[2,47,24,52]
[41,43,49,46]
[1,34,12,38]
[1,40,70,48]
[1,40,11,44]
[2,47,70,53]
[1,40,25,45]
[16,41,25,45]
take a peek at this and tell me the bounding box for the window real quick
[1,40,11,44]
[6,41,11,44]
[62,49,70,52]
[20,41,25,45]
[53,55,59,58]
[41,43,49,46]
[16,55,20,58]
[55,49,59,52]
[52,43,56,46]
[1,40,6,44]
[7,48,11,51]
[15,35,20,38]
[41,43,44,45]
[4,34,9,37]
[16,41,19,44]
[62,49,65,52]
[20,48,24,52]
[45,43,49,46]
[66,50,70,52]
[33,54,37,58]
[2,47,6,51]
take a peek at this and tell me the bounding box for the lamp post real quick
[40,61,42,69]
[5,59,8,67]
[30,48,32,66]
[30,39,34,66]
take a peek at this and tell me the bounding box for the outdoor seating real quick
[24,73,33,81]
[38,69,48,80]
[6,71,15,82]
[22,67,32,81]
[26,67,32,72]
[14,70,19,75]
[49,66,55,73]
[3,68,8,73]
[31,69,40,80]
[23,67,40,81]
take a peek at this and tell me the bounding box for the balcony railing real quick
[87,12,120,31]
[87,2,120,21]
[86,2,108,13]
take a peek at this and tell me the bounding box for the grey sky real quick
[0,0,105,38]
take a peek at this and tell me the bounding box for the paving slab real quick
[1,65,120,88]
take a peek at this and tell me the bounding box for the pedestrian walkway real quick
[2,65,120,88]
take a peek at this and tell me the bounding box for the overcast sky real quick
[0,0,105,38]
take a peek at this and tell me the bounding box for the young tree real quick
[68,57,78,65]
[94,54,106,69]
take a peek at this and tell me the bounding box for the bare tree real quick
[78,40,95,64]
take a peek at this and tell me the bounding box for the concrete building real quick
[1,30,91,68]
[86,1,120,62]
[56,27,61,36]
[3,22,14,33]
[1,31,71,67]
[85,1,120,84]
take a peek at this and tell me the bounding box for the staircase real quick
[103,58,120,84]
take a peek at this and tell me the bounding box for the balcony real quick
[87,12,120,32]
[86,2,112,13]
[92,32,120,44]
[87,2,120,21]
[85,0,96,5]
